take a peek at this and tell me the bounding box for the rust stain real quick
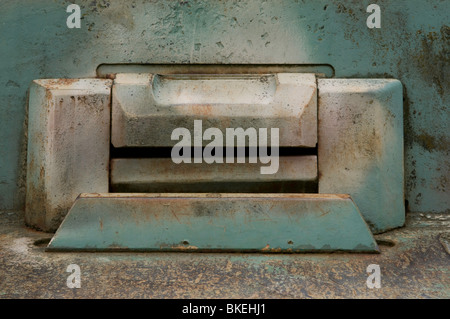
[46,78,78,87]
[80,193,349,200]
[189,104,213,116]
[108,243,128,249]
[44,88,52,104]
[413,25,449,98]
[24,175,52,231]
[161,244,199,251]
[319,209,332,217]
[169,209,181,223]
[414,132,449,152]
[29,158,34,173]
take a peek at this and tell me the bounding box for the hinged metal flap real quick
[111,73,317,147]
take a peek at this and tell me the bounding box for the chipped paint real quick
[0,0,448,216]
[25,79,112,231]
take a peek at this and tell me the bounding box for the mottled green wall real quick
[0,0,448,213]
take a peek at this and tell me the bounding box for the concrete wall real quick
[0,0,448,214]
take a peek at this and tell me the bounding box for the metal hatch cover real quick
[47,193,379,253]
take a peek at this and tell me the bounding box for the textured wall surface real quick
[0,0,448,214]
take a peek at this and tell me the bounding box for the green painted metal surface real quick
[111,72,317,147]
[47,193,379,252]
[110,156,317,193]
[25,79,111,231]
[318,79,405,233]
[0,0,448,216]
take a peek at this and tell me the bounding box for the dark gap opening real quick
[110,146,317,158]
[111,181,318,194]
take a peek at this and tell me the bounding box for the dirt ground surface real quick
[0,210,448,299]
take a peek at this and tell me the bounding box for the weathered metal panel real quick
[111,73,317,147]
[98,64,335,78]
[318,79,405,234]
[110,156,317,193]
[47,193,379,252]
[25,79,112,232]
[0,1,448,216]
